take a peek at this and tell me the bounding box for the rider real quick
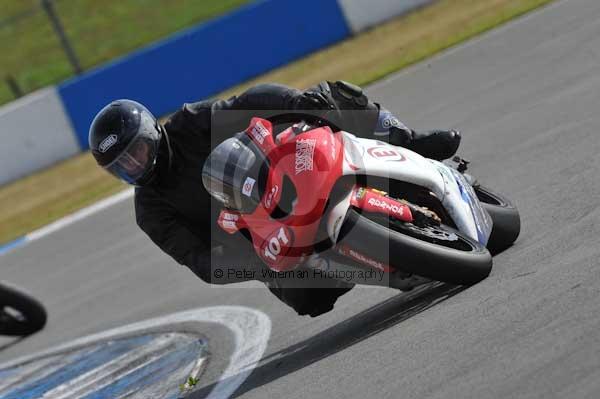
[88,81,460,317]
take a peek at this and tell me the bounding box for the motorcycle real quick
[203,117,520,290]
[0,281,47,335]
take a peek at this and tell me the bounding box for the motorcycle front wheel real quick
[338,209,492,285]
[473,185,521,255]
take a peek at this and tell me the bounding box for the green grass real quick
[0,0,249,104]
[0,0,556,244]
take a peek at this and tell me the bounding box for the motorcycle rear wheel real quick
[0,282,47,336]
[338,209,492,285]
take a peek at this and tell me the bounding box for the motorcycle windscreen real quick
[202,136,268,213]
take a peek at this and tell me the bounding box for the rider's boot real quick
[376,107,461,161]
[266,270,354,317]
[404,129,462,161]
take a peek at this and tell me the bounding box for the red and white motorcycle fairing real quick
[336,133,493,245]
[217,118,492,281]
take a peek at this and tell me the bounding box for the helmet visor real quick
[104,133,158,184]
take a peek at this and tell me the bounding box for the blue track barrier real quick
[58,0,350,149]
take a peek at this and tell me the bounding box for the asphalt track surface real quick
[2,0,600,397]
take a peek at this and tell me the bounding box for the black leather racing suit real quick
[135,81,409,316]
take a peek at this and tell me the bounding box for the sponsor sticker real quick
[382,116,402,129]
[250,121,270,144]
[223,212,240,228]
[351,188,412,222]
[99,134,118,153]
[355,187,367,200]
[367,197,405,217]
[222,212,239,221]
[222,221,236,229]
[242,176,256,197]
[218,211,241,233]
[376,109,410,132]
[295,138,317,174]
[264,184,279,208]
[337,244,391,272]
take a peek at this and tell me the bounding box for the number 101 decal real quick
[262,226,294,263]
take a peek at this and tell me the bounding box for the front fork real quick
[326,186,440,279]
[325,186,414,275]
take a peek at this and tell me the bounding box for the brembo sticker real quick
[367,197,405,218]
[352,187,412,222]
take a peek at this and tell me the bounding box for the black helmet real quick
[202,133,269,213]
[89,99,162,186]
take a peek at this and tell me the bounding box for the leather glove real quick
[294,90,334,110]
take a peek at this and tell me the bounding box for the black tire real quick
[0,282,47,336]
[338,209,492,285]
[474,185,521,255]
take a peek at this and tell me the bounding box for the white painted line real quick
[26,188,134,242]
[0,306,272,399]
[203,307,271,399]
[0,188,134,257]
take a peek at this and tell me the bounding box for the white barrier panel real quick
[338,0,434,33]
[0,87,80,186]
